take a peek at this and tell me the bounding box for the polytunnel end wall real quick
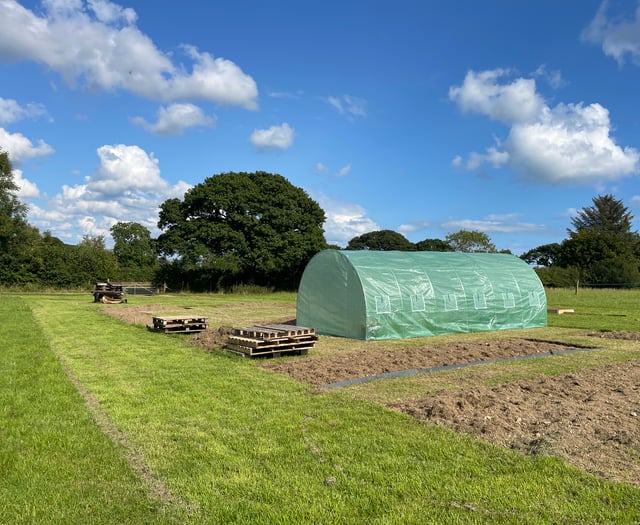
[296,250,368,339]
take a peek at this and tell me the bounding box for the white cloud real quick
[314,193,379,246]
[0,97,48,124]
[450,155,463,168]
[0,0,258,109]
[336,163,351,177]
[466,146,509,171]
[131,103,216,136]
[533,64,567,89]
[507,102,639,183]
[24,143,190,242]
[89,144,169,196]
[87,0,137,24]
[449,68,640,184]
[250,122,295,150]
[326,95,367,117]
[0,127,54,163]
[13,168,40,198]
[397,220,429,234]
[441,214,546,234]
[313,162,329,174]
[582,2,640,65]
[449,69,544,124]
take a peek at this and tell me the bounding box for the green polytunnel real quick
[296,249,547,340]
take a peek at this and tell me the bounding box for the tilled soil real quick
[390,361,640,486]
[101,304,640,486]
[260,338,593,387]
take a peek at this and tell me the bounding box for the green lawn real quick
[1,290,639,523]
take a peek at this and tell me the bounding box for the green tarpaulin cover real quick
[297,250,547,340]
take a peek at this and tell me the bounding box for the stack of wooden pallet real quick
[149,315,208,333]
[226,324,317,358]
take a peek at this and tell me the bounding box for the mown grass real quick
[2,290,637,523]
[0,296,186,524]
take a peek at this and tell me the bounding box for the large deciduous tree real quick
[110,222,158,280]
[346,230,415,251]
[445,230,497,253]
[157,171,327,290]
[520,243,562,267]
[415,238,453,252]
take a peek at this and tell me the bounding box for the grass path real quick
[5,293,640,523]
[0,296,184,524]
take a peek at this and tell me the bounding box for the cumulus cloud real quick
[326,95,367,117]
[0,127,54,163]
[441,214,546,234]
[25,143,190,241]
[131,103,216,136]
[0,97,48,124]
[13,169,40,198]
[582,1,640,64]
[0,0,258,108]
[250,122,295,150]
[449,69,544,124]
[449,68,640,184]
[313,193,379,246]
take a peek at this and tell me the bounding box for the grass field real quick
[1,288,639,523]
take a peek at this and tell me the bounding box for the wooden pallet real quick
[226,324,317,358]
[547,308,575,315]
[148,315,209,333]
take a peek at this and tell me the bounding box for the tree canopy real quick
[346,230,415,251]
[157,171,327,290]
[414,238,453,252]
[110,222,157,280]
[568,194,635,237]
[445,230,497,253]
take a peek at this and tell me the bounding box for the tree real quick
[568,194,635,237]
[0,149,41,284]
[110,222,158,280]
[556,230,640,285]
[520,243,561,267]
[415,238,453,252]
[157,171,327,290]
[346,230,415,251]
[557,194,640,285]
[74,235,119,286]
[445,230,497,253]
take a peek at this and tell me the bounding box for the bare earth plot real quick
[102,304,640,487]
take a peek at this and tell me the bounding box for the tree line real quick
[2,149,638,290]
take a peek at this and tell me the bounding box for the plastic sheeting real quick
[296,250,547,340]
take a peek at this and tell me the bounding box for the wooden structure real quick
[149,315,208,333]
[226,324,317,358]
[93,281,126,303]
[547,308,575,315]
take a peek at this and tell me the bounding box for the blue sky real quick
[2,0,640,254]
